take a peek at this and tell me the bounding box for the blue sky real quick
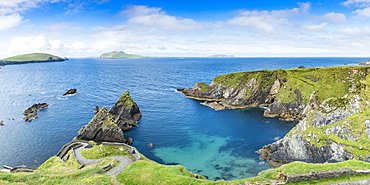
[0,0,370,57]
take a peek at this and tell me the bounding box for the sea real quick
[0,57,365,180]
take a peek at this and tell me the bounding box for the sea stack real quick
[74,91,141,144]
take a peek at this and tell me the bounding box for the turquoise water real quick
[0,57,364,180]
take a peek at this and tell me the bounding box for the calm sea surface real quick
[0,57,364,180]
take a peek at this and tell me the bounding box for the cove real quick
[0,57,363,180]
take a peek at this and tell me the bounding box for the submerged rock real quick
[74,91,141,144]
[62,89,77,96]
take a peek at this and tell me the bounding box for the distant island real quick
[207,54,235,58]
[0,53,68,66]
[99,51,144,59]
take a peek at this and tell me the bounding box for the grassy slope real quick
[99,51,144,58]
[213,66,370,104]
[1,53,63,62]
[1,144,370,184]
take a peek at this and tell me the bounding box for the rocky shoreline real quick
[179,66,370,167]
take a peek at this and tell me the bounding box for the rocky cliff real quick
[180,66,370,166]
[74,91,141,144]
[109,91,142,131]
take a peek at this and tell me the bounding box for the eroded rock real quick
[74,91,141,144]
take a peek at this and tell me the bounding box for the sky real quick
[0,0,370,58]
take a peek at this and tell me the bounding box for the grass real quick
[1,145,370,184]
[81,142,134,160]
[212,66,370,104]
[1,53,63,62]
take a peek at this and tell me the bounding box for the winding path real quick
[73,143,134,176]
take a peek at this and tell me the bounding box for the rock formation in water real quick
[180,66,370,167]
[62,89,77,96]
[23,103,49,122]
[74,91,141,144]
[109,91,142,131]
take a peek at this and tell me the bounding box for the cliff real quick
[180,66,370,166]
[0,53,67,66]
[74,91,141,144]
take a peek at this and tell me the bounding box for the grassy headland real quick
[0,53,67,65]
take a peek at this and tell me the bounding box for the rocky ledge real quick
[74,91,141,144]
[180,66,370,167]
[23,103,49,122]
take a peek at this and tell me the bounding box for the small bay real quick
[0,57,363,180]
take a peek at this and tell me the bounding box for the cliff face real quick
[74,91,141,144]
[180,66,370,166]
[179,67,370,121]
[109,91,142,131]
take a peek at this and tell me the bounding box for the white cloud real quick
[353,7,370,17]
[121,5,203,31]
[228,2,311,32]
[49,39,64,50]
[72,40,88,50]
[304,23,327,31]
[342,0,370,7]
[322,12,346,23]
[177,45,189,50]
[0,13,22,30]
[337,26,370,35]
[157,44,166,50]
[8,35,51,51]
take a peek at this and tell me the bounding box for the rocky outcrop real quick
[62,89,77,96]
[109,91,142,131]
[74,91,141,144]
[181,66,370,167]
[179,67,370,121]
[258,94,370,167]
[23,103,49,122]
[74,107,132,144]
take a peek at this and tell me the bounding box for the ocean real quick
[0,57,364,180]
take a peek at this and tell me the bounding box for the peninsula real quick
[0,53,67,66]
[99,51,144,59]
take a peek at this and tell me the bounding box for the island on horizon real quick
[99,51,145,59]
[0,53,68,66]
[207,54,235,58]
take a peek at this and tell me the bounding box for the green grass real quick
[1,53,64,62]
[1,145,370,184]
[81,143,134,160]
[99,51,144,58]
[212,66,370,104]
